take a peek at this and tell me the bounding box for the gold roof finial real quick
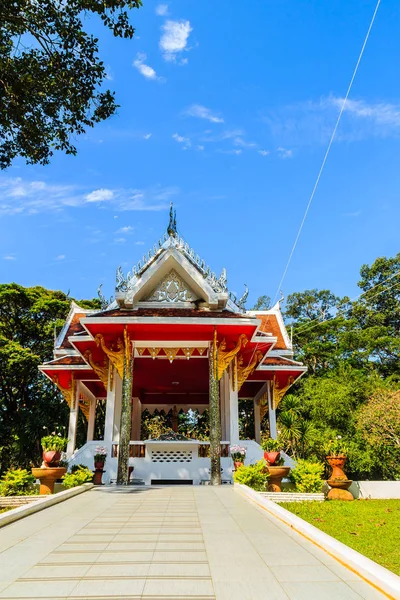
[167,202,177,237]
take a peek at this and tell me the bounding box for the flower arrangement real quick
[230,445,246,462]
[93,446,107,463]
[325,436,348,457]
[41,431,69,452]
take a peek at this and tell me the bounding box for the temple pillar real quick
[219,371,230,440]
[104,366,116,453]
[87,396,97,442]
[67,382,81,455]
[209,337,221,485]
[267,381,277,439]
[113,373,122,442]
[131,396,141,441]
[253,398,261,444]
[229,386,239,443]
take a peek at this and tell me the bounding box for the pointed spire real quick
[167,202,177,237]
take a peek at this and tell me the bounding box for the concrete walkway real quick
[0,486,388,600]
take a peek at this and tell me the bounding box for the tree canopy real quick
[0,284,99,472]
[0,0,141,169]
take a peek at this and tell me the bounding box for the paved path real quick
[0,486,388,599]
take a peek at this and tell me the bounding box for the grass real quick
[280,499,400,575]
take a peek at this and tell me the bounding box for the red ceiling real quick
[133,357,209,396]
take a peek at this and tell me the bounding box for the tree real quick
[251,295,271,311]
[0,284,99,473]
[0,0,141,169]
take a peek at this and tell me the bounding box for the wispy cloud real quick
[114,237,126,244]
[116,226,134,234]
[233,137,257,148]
[185,104,224,124]
[0,177,178,216]
[135,241,145,245]
[172,133,191,149]
[143,133,152,140]
[155,3,168,16]
[343,210,361,218]
[56,254,66,261]
[264,95,400,146]
[160,20,192,62]
[277,147,293,159]
[133,53,163,81]
[258,150,270,156]
[217,149,242,155]
[3,255,16,260]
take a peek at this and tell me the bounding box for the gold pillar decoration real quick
[272,375,295,409]
[84,350,109,388]
[260,390,269,422]
[52,373,76,408]
[213,328,218,379]
[237,351,264,391]
[217,333,248,381]
[95,333,124,379]
[78,392,90,420]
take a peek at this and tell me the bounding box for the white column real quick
[104,366,116,453]
[87,397,97,442]
[228,364,239,443]
[267,381,277,439]
[253,398,261,444]
[131,397,141,441]
[67,382,81,456]
[220,372,230,441]
[113,372,122,442]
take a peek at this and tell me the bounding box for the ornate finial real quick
[97,284,108,310]
[218,268,227,290]
[167,202,177,237]
[238,284,249,310]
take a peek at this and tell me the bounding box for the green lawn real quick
[280,500,400,575]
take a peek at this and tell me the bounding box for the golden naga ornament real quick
[272,375,295,409]
[259,390,269,422]
[217,333,248,380]
[164,348,180,363]
[237,350,264,391]
[95,334,124,379]
[78,392,90,420]
[84,350,109,388]
[52,373,76,408]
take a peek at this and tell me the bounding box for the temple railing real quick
[111,440,230,459]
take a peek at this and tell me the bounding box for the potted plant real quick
[41,431,69,467]
[325,437,353,500]
[261,438,282,466]
[261,437,289,492]
[93,446,107,470]
[230,445,246,470]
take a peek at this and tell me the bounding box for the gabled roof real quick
[247,302,292,351]
[55,301,97,351]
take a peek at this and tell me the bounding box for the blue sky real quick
[1,0,400,308]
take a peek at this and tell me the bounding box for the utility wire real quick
[292,276,400,339]
[272,0,382,305]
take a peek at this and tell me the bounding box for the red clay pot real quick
[234,461,244,470]
[42,450,61,467]
[94,461,105,470]
[326,455,347,480]
[264,451,280,465]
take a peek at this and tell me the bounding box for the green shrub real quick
[62,466,93,489]
[41,434,69,452]
[261,438,281,452]
[70,463,88,473]
[290,459,325,493]
[233,460,269,491]
[0,468,37,496]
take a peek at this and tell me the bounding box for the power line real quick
[272,0,382,305]
[293,276,400,339]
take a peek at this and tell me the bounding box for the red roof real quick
[86,307,246,319]
[44,355,87,366]
[58,313,87,349]
[255,314,287,350]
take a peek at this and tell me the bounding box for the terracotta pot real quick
[42,450,61,467]
[93,469,104,485]
[32,467,66,495]
[266,465,290,492]
[326,455,347,480]
[264,451,280,465]
[234,461,244,470]
[94,461,105,470]
[327,477,353,501]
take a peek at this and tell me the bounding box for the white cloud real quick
[233,137,257,148]
[114,237,126,244]
[196,145,205,151]
[172,133,191,149]
[185,104,224,124]
[0,177,178,216]
[217,149,242,155]
[160,20,192,62]
[85,188,114,202]
[258,150,270,156]
[135,241,145,245]
[3,255,16,260]
[143,133,152,140]
[56,255,66,261]
[117,226,134,234]
[155,3,168,16]
[277,147,293,159]
[133,53,162,81]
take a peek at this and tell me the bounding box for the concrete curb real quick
[235,483,400,600]
[0,483,94,528]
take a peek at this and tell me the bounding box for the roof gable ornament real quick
[97,284,113,310]
[238,284,249,310]
[167,203,177,237]
[145,269,198,304]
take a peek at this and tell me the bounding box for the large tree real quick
[0,284,99,473]
[0,0,141,169]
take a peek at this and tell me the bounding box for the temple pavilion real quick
[39,208,306,485]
